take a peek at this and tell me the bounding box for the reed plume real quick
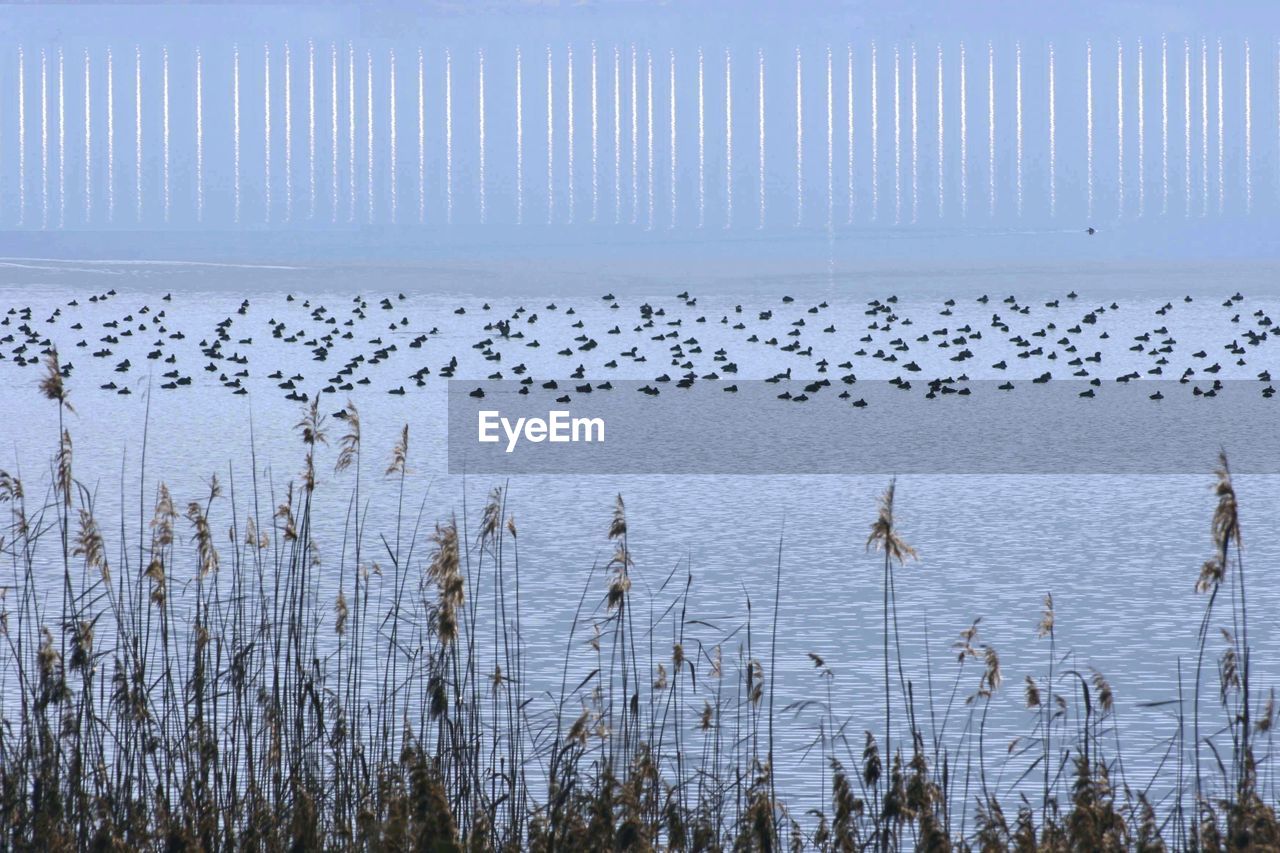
[73,508,108,581]
[38,349,72,412]
[0,385,1272,851]
[185,501,219,579]
[386,423,409,476]
[334,399,361,473]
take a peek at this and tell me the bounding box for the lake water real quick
[1,253,1277,812]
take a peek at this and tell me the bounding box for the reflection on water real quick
[0,36,1268,230]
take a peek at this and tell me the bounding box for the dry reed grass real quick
[0,364,1275,851]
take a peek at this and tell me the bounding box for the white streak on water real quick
[1161,36,1168,216]
[893,45,900,225]
[162,47,169,223]
[630,45,637,225]
[284,43,293,222]
[724,48,731,228]
[669,49,675,228]
[760,49,767,229]
[417,49,427,222]
[445,49,453,224]
[347,44,355,223]
[308,41,315,220]
[593,44,600,223]
[826,47,833,229]
[697,48,704,227]
[1048,44,1055,217]
[871,41,878,220]
[566,46,573,224]
[264,44,271,222]
[647,49,653,230]
[1137,39,1145,217]
[331,44,339,223]
[1116,40,1124,218]
[41,49,48,229]
[937,44,944,219]
[390,49,398,225]
[366,51,373,223]
[848,46,854,223]
[196,49,204,222]
[19,47,26,226]
[107,48,115,222]
[959,42,966,218]
[1200,39,1207,217]
[795,46,803,226]
[613,46,620,225]
[516,47,524,225]
[1244,39,1251,214]
[546,46,553,224]
[911,43,918,223]
[57,50,65,228]
[1015,42,1022,218]
[1184,39,1191,217]
[987,42,994,217]
[231,45,238,223]
[415,48,423,223]
[1216,39,1223,215]
[1085,41,1092,220]
[478,49,485,224]
[83,50,91,222]
[134,46,141,223]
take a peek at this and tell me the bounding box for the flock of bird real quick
[2,281,1276,411]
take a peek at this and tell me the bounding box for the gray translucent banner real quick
[447,380,1280,475]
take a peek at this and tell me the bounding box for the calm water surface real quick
[0,256,1277,806]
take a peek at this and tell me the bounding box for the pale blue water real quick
[0,256,1277,810]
